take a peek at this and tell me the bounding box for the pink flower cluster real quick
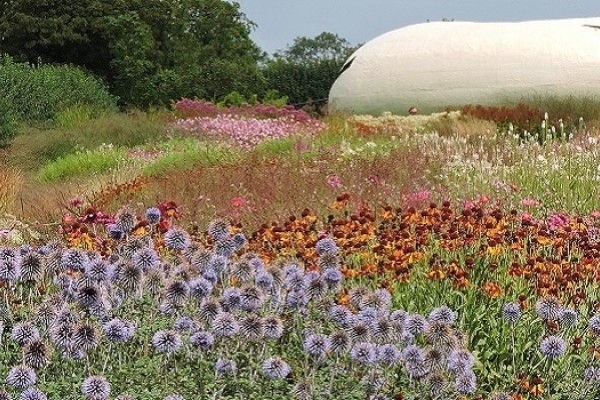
[175,114,326,149]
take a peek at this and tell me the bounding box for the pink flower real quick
[402,190,431,204]
[591,211,600,219]
[548,212,570,231]
[69,197,83,207]
[463,199,475,211]
[327,175,342,188]
[520,198,539,207]
[367,175,381,185]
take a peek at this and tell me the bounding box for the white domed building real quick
[329,18,600,115]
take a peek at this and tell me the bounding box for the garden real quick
[4,54,600,400]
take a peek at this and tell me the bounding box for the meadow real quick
[3,94,600,400]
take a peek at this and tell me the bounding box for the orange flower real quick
[482,281,503,297]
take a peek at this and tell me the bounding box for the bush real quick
[0,54,117,124]
[0,96,17,147]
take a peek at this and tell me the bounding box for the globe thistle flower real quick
[355,307,380,329]
[239,314,265,341]
[118,263,144,294]
[540,335,566,358]
[211,312,240,338]
[318,252,339,271]
[190,250,211,272]
[188,278,213,303]
[502,302,521,323]
[286,289,308,310]
[348,321,371,344]
[447,349,475,374]
[165,280,190,306]
[152,330,182,354]
[85,260,110,282]
[23,340,50,369]
[315,238,338,255]
[231,259,254,282]
[360,291,391,311]
[208,219,231,241]
[199,298,222,324]
[215,358,237,376]
[102,319,130,343]
[321,268,342,290]
[19,252,44,282]
[390,309,409,325]
[372,317,395,343]
[329,305,354,329]
[61,248,86,272]
[428,305,457,325]
[49,323,74,351]
[76,284,101,309]
[536,296,562,321]
[189,331,214,350]
[262,357,292,379]
[7,365,37,389]
[303,333,331,359]
[405,360,430,379]
[329,330,350,355]
[131,248,160,271]
[402,344,425,364]
[488,392,512,400]
[428,372,448,397]
[214,239,236,258]
[74,323,99,352]
[424,347,445,371]
[405,314,428,336]
[240,285,265,312]
[145,207,161,224]
[263,316,284,339]
[424,321,455,352]
[454,371,477,394]
[164,228,191,251]
[145,269,164,296]
[255,270,274,291]
[306,276,327,301]
[173,316,194,332]
[107,224,124,241]
[43,250,64,276]
[115,208,136,234]
[11,322,40,346]
[230,232,247,251]
[589,314,600,335]
[81,375,111,400]
[18,387,47,400]
[377,343,401,365]
[285,271,306,292]
[292,380,311,400]
[560,309,578,328]
[0,257,21,281]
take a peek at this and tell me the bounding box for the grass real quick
[37,146,127,182]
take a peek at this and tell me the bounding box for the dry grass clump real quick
[0,165,23,213]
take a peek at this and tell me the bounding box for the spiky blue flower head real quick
[405,360,430,379]
[350,342,377,365]
[322,268,343,290]
[189,277,213,302]
[0,248,21,281]
[201,268,218,285]
[285,270,306,292]
[81,375,111,400]
[61,248,87,272]
[221,287,242,311]
[405,314,428,336]
[11,322,40,346]
[102,319,131,343]
[356,307,381,330]
[283,262,303,278]
[145,207,161,224]
[377,344,401,365]
[535,296,562,321]
[263,316,284,339]
[152,330,183,354]
[390,309,409,325]
[106,224,124,241]
[208,219,231,241]
[329,305,354,329]
[173,316,194,332]
[560,309,578,329]
[303,333,331,359]
[583,366,600,383]
[85,260,110,282]
[255,270,274,291]
[208,255,230,275]
[286,289,308,310]
[428,305,457,325]
[454,370,477,394]
[214,239,236,258]
[316,238,338,255]
[230,233,247,251]
[131,248,160,271]
[7,365,37,389]
[262,357,291,379]
[240,285,265,312]
[189,331,214,350]
[448,349,475,374]
[18,387,47,400]
[19,252,43,282]
[589,314,600,336]
[37,245,51,256]
[502,302,521,323]
[402,344,425,364]
[164,228,191,251]
[215,358,237,375]
[211,312,240,338]
[115,208,136,234]
[540,335,566,358]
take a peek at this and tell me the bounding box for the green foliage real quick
[263,32,358,108]
[0,0,265,107]
[0,96,17,148]
[37,146,126,182]
[0,55,117,124]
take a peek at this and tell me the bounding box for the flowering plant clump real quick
[172,99,326,148]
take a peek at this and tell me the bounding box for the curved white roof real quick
[329,18,600,114]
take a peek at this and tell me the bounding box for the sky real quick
[235,0,600,55]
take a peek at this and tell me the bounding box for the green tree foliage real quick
[0,0,265,107]
[263,32,358,109]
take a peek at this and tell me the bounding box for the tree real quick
[0,0,265,107]
[263,32,358,110]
